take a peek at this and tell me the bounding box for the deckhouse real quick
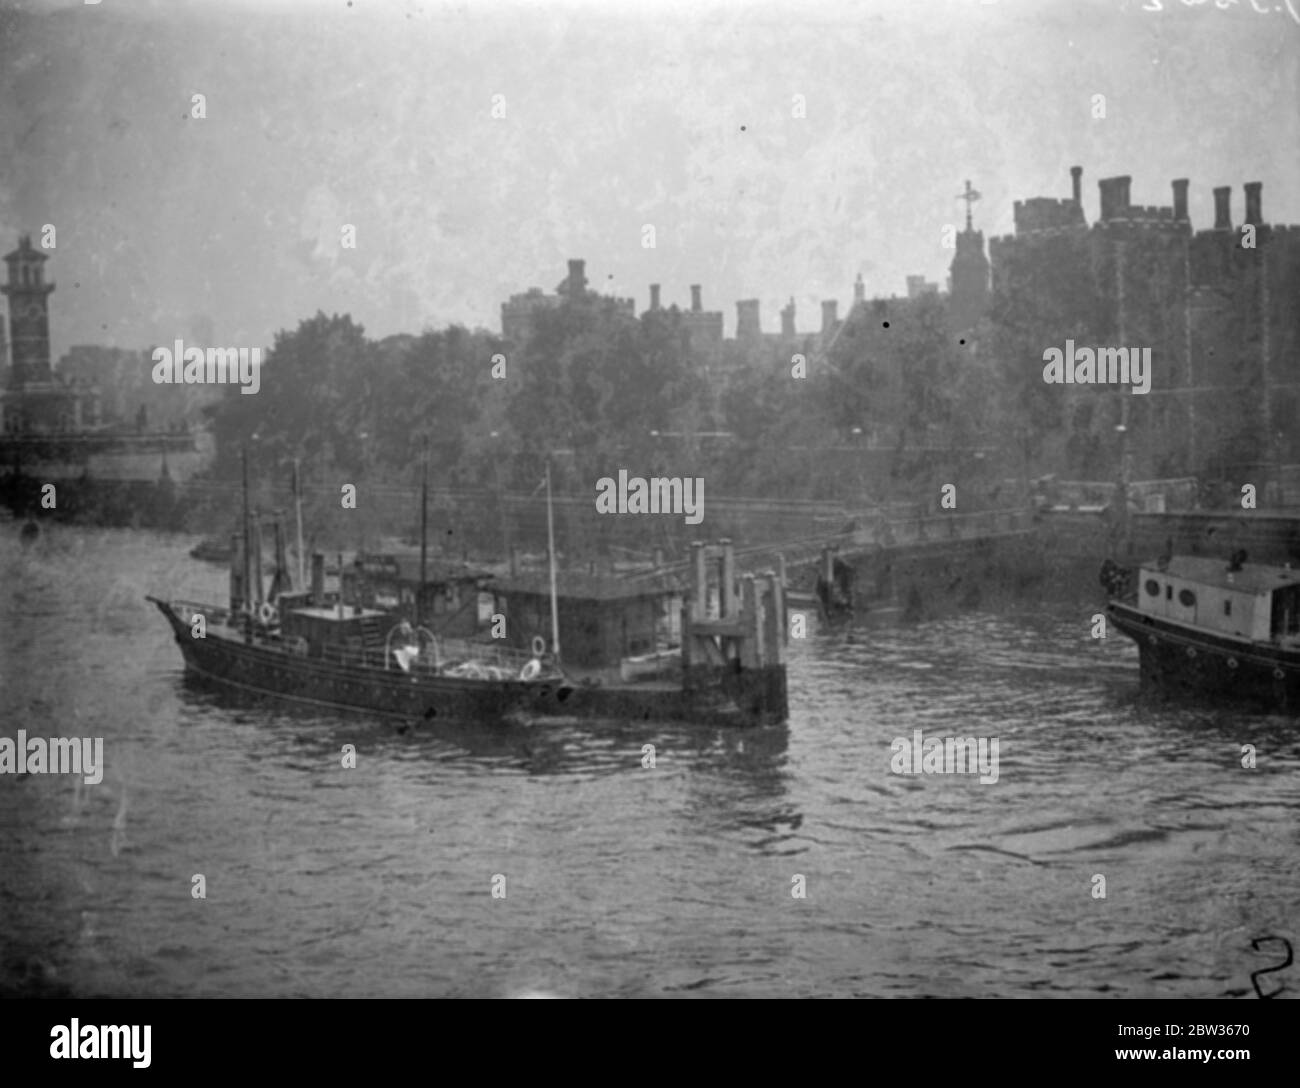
[1135,556,1300,644]
[342,551,491,636]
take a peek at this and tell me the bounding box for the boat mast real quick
[418,436,429,629]
[241,445,253,617]
[1115,243,1131,556]
[546,458,561,664]
[293,457,305,591]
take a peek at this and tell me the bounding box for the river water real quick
[2,524,1298,998]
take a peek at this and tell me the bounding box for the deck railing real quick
[316,633,541,676]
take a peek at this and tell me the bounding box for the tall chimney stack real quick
[780,298,795,338]
[1244,182,1262,227]
[1171,179,1189,222]
[854,273,865,304]
[311,552,325,607]
[649,283,661,310]
[690,284,702,312]
[567,259,586,297]
[1070,165,1082,205]
[1213,186,1232,230]
[1098,178,1115,221]
[736,299,761,340]
[821,299,838,334]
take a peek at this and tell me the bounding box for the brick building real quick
[500,259,635,345]
[988,166,1299,490]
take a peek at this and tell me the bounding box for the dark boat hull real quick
[151,599,787,727]
[1108,600,1300,712]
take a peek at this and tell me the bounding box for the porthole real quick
[1178,589,1196,608]
[1227,657,1238,670]
[1274,668,1285,681]
[1144,579,1160,597]
[1186,646,1197,658]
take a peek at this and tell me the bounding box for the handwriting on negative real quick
[1142,0,1300,29]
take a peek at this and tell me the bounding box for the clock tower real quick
[2,234,55,388]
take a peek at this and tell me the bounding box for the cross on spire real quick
[957,179,981,231]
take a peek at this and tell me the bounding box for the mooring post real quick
[766,570,785,657]
[691,541,707,621]
[742,574,763,668]
[720,538,736,618]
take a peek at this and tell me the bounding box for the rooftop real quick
[490,572,679,602]
[351,552,492,584]
[1142,556,1300,595]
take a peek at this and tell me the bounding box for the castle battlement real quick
[1013,197,1086,234]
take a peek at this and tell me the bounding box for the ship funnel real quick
[311,552,325,605]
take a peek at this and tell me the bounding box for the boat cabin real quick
[1136,556,1300,644]
[489,573,680,668]
[341,552,490,636]
[280,603,391,659]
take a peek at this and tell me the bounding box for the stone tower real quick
[2,234,55,389]
[949,179,990,332]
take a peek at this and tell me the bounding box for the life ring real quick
[258,601,278,626]
[1227,657,1238,670]
[531,636,547,657]
[1274,668,1285,681]
[1185,646,1196,659]
[520,658,542,682]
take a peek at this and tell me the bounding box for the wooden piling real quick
[720,538,736,618]
[765,570,785,658]
[741,575,762,668]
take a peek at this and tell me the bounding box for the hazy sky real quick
[1,0,1297,363]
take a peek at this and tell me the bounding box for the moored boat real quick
[1104,551,1300,710]
[189,536,233,563]
[151,454,788,728]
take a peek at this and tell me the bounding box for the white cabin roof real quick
[1141,557,1300,596]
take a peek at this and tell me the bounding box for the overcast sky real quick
[1,0,1297,362]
